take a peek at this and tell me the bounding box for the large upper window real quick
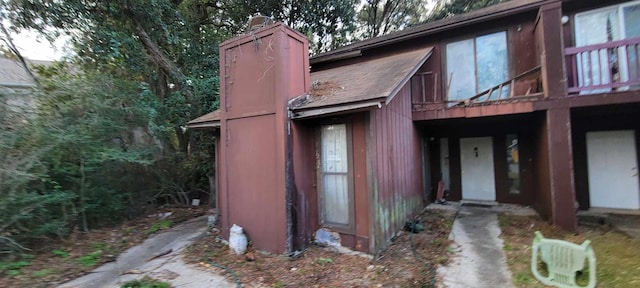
[446,31,508,101]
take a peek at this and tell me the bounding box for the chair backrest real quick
[531,231,596,288]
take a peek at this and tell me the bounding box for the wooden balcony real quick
[412,66,542,112]
[565,37,640,94]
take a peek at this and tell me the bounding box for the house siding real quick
[369,83,424,254]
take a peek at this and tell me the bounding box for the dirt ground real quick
[0,207,208,288]
[184,209,457,288]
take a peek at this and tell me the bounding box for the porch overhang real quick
[289,99,384,120]
[187,109,220,129]
[289,46,434,119]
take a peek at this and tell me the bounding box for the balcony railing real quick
[411,66,542,111]
[565,37,640,94]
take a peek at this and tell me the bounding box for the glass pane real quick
[506,134,520,195]
[624,4,640,83]
[321,124,348,173]
[440,138,450,190]
[575,8,619,93]
[623,4,640,38]
[476,32,508,97]
[575,8,620,46]
[322,174,349,225]
[446,39,476,101]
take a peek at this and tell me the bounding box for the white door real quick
[587,130,640,209]
[460,137,496,201]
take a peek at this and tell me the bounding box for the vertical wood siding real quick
[369,83,424,254]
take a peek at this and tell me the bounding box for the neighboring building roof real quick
[0,57,51,87]
[310,0,546,65]
[289,47,433,119]
[187,109,221,128]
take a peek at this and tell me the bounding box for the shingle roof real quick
[187,109,221,128]
[0,57,51,86]
[292,47,433,112]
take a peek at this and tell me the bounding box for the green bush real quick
[121,276,171,288]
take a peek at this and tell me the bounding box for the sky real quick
[10,30,70,61]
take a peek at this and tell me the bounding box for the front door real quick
[460,137,496,201]
[587,130,640,209]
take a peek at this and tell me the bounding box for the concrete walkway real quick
[60,216,233,288]
[437,206,514,288]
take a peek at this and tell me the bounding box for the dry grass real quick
[499,214,640,287]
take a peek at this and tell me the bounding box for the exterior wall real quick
[369,83,424,254]
[218,24,310,254]
[291,123,316,250]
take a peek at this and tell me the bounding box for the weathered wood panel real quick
[369,83,424,254]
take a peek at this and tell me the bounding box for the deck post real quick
[546,108,578,231]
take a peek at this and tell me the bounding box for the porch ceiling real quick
[290,46,434,118]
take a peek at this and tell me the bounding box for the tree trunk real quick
[129,18,193,101]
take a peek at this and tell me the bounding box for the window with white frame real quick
[445,31,509,101]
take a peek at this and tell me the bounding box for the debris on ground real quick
[184,209,456,287]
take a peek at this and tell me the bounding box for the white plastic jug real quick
[229,224,248,255]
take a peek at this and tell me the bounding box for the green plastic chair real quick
[531,231,596,288]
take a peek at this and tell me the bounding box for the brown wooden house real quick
[189,0,640,255]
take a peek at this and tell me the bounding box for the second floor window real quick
[445,31,508,101]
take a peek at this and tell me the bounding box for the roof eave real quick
[187,121,221,129]
[290,99,385,120]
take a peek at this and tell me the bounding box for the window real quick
[319,124,353,230]
[575,1,640,92]
[446,31,509,101]
[506,134,520,195]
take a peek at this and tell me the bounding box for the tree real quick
[208,0,358,54]
[427,0,511,22]
[356,0,428,39]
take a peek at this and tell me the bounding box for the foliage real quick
[427,0,512,22]
[52,248,69,258]
[0,255,31,277]
[121,276,171,288]
[356,0,429,39]
[77,250,103,267]
[0,65,158,255]
[31,268,53,277]
[147,220,172,234]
